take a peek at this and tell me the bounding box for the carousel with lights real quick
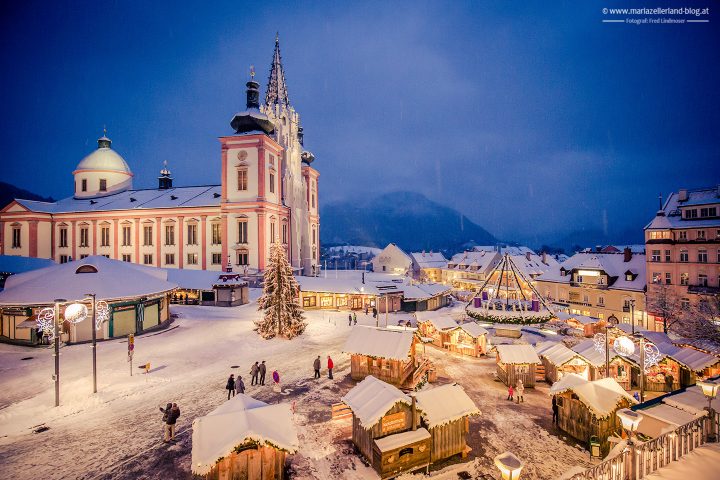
[465,254,555,324]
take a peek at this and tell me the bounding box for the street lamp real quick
[85,293,98,394]
[633,333,646,402]
[494,451,523,480]
[53,298,67,407]
[630,299,636,334]
[697,380,719,442]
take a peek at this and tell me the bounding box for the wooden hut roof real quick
[550,374,636,418]
[374,428,431,452]
[459,322,489,338]
[494,344,540,364]
[535,342,585,367]
[414,384,480,428]
[343,326,415,361]
[341,376,412,428]
[191,394,298,475]
[571,339,638,367]
[661,344,719,372]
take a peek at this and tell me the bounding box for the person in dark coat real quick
[327,356,334,380]
[259,360,267,385]
[226,374,236,400]
[313,355,321,379]
[250,361,259,386]
[159,402,180,442]
[552,396,559,425]
[348,313,352,326]
[372,307,377,318]
[235,375,245,395]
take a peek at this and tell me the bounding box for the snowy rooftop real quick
[644,442,720,480]
[660,344,719,372]
[550,374,636,418]
[325,245,381,256]
[418,314,458,331]
[663,385,717,416]
[536,251,646,292]
[447,250,500,273]
[14,185,222,214]
[0,255,55,275]
[0,255,177,305]
[459,322,489,338]
[494,344,541,365]
[535,342,583,367]
[374,428,430,452]
[410,251,448,269]
[343,326,416,360]
[163,268,244,291]
[341,376,411,428]
[415,383,480,428]
[191,394,299,475]
[571,339,636,367]
[296,273,449,301]
[646,187,720,230]
[554,311,600,325]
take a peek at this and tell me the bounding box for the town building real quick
[371,243,413,274]
[644,186,720,329]
[0,37,320,276]
[536,248,647,330]
[409,251,448,282]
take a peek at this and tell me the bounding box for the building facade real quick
[0,38,320,275]
[645,186,720,328]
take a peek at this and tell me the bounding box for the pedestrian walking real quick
[552,396,559,425]
[353,312,357,325]
[226,374,236,400]
[516,380,525,403]
[327,355,334,379]
[250,361,259,386]
[365,306,369,315]
[272,370,280,391]
[159,402,180,442]
[259,360,267,385]
[235,375,245,395]
[372,307,377,318]
[348,313,352,326]
[313,355,321,379]
[507,384,514,401]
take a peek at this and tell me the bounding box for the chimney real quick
[411,394,417,431]
[678,189,688,202]
[541,251,547,264]
[525,251,531,261]
[623,247,632,263]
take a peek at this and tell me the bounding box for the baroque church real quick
[0,37,320,275]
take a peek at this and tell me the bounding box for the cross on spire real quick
[265,34,290,106]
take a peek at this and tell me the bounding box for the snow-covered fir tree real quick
[256,242,306,339]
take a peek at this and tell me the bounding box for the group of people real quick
[347,312,357,326]
[313,355,334,379]
[159,403,181,442]
[225,373,246,399]
[506,380,525,403]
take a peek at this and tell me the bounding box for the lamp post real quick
[633,333,646,402]
[630,299,636,334]
[494,451,523,480]
[617,408,641,480]
[697,380,719,442]
[53,298,67,407]
[86,293,98,394]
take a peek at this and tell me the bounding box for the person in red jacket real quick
[327,355,334,379]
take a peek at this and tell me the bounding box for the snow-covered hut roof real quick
[343,326,416,360]
[571,339,635,367]
[663,385,718,416]
[191,394,299,475]
[400,282,452,301]
[459,322,488,338]
[414,384,480,428]
[0,255,55,275]
[536,342,584,367]
[418,314,457,331]
[494,344,540,364]
[341,376,412,429]
[550,374,636,418]
[663,345,719,372]
[374,428,431,453]
[410,251,448,269]
[164,268,232,291]
[554,311,600,325]
[0,255,177,305]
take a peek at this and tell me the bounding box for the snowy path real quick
[0,302,591,479]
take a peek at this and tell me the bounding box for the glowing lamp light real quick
[617,408,641,434]
[697,380,720,399]
[613,336,636,357]
[64,303,89,324]
[494,451,524,480]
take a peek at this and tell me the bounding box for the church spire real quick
[265,33,290,106]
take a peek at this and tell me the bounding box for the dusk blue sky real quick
[2,1,718,245]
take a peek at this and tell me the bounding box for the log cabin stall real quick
[493,344,541,388]
[571,339,636,391]
[344,326,432,389]
[535,341,591,383]
[553,311,605,337]
[341,376,431,479]
[450,322,489,357]
[549,374,636,457]
[0,255,176,345]
[416,314,459,348]
[413,383,481,463]
[191,394,298,480]
[638,343,720,392]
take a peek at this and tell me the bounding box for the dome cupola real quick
[230,67,275,135]
[73,129,133,199]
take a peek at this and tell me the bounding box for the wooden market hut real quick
[191,394,298,480]
[344,326,432,389]
[493,344,541,388]
[417,315,458,348]
[445,322,490,357]
[550,374,636,457]
[414,383,481,462]
[554,311,605,337]
[535,341,591,383]
[571,339,636,391]
[342,376,431,479]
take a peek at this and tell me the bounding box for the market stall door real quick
[111,308,136,338]
[351,297,363,309]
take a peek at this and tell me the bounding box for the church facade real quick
[0,38,320,275]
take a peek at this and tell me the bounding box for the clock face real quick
[237,150,248,161]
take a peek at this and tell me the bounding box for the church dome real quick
[73,135,132,175]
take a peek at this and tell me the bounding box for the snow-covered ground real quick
[0,297,592,479]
